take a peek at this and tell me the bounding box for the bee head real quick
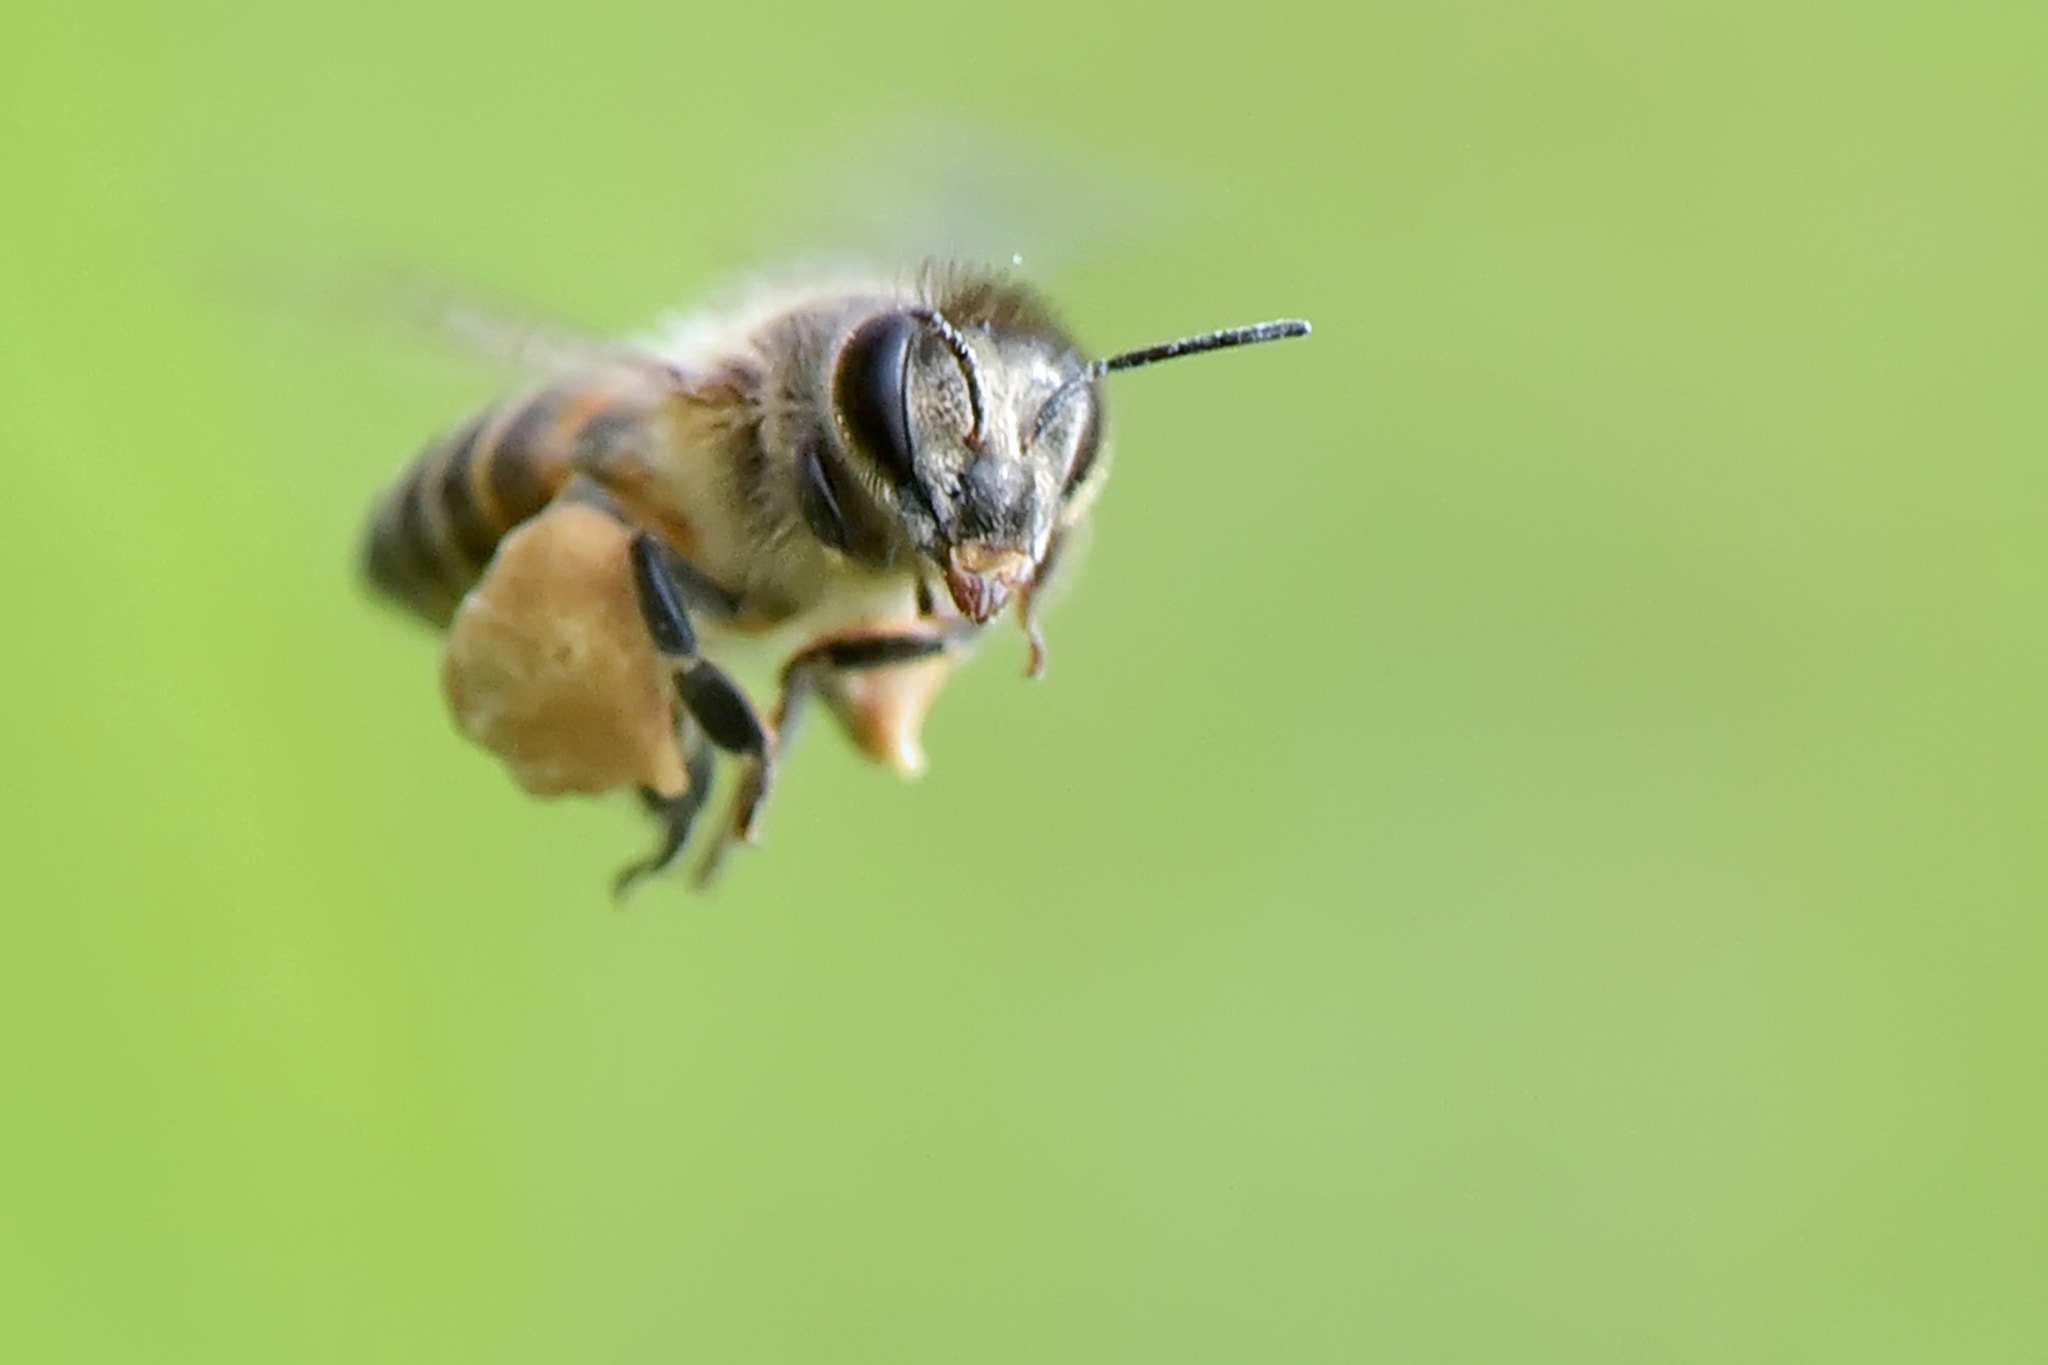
[809,297,1309,631]
[824,306,1098,625]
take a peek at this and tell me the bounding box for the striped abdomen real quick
[361,375,660,627]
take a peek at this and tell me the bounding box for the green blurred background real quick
[4,0,2044,1359]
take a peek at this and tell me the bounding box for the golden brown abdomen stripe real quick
[360,378,647,627]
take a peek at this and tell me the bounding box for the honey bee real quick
[362,263,1308,893]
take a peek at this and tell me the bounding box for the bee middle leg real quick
[691,627,963,883]
[773,631,959,748]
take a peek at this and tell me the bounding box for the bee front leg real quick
[626,532,775,886]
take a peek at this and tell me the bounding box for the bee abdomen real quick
[361,385,612,627]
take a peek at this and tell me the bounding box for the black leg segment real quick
[628,531,770,764]
[612,742,716,901]
[629,533,699,656]
[810,634,953,671]
[676,666,770,758]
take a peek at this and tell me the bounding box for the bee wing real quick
[738,115,1192,276]
[237,258,688,383]
[349,265,687,378]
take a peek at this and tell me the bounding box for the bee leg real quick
[611,738,715,901]
[627,532,776,883]
[1016,520,1082,678]
[777,631,957,741]
[692,629,959,885]
[616,520,747,617]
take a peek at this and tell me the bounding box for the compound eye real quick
[833,311,919,489]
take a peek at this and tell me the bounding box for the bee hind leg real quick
[612,739,715,901]
[627,532,775,886]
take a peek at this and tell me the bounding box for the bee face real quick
[828,307,1101,623]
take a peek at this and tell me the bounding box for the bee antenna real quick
[1031,317,1311,445]
[911,308,990,449]
[1095,318,1311,376]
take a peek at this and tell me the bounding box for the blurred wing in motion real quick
[232,257,674,384]
[327,264,671,377]
[737,114,1194,277]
